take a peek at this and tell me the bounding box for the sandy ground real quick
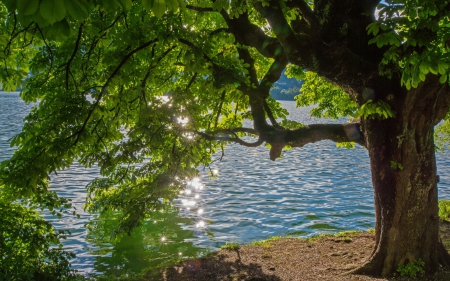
[145,221,450,281]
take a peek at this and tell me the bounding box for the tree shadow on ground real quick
[150,250,283,281]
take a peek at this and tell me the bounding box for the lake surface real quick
[1,91,450,277]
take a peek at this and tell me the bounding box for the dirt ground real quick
[146,220,450,281]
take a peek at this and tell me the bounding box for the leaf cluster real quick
[395,258,425,277]
[367,0,450,89]
[0,197,79,280]
[439,200,450,221]
[295,72,357,119]
[354,100,396,120]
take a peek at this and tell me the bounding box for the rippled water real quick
[1,91,450,276]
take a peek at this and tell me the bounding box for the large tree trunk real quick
[356,77,450,276]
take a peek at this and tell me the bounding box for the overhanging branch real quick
[265,123,365,161]
[220,10,283,59]
[184,128,262,147]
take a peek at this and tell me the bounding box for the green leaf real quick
[439,75,448,84]
[40,0,66,24]
[64,0,89,21]
[118,0,133,10]
[366,22,379,36]
[177,0,186,11]
[153,0,166,18]
[17,0,40,15]
[2,0,18,11]
[419,61,429,74]
[166,0,179,11]
[142,0,152,10]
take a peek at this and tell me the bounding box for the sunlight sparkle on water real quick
[212,169,219,175]
[195,194,199,199]
[181,199,196,206]
[196,221,205,228]
[198,208,204,214]
[161,236,167,242]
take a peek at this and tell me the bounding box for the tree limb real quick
[186,5,214,12]
[68,38,159,145]
[65,23,84,90]
[266,123,365,160]
[263,100,282,128]
[219,10,283,59]
[184,129,263,147]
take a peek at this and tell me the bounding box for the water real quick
[1,91,450,277]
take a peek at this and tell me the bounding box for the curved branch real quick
[185,129,263,147]
[206,127,257,135]
[263,100,281,128]
[68,38,159,145]
[264,123,365,160]
[209,28,229,36]
[186,5,214,12]
[65,23,84,90]
[259,53,289,94]
[254,1,311,57]
[220,10,283,59]
[286,123,365,147]
[178,38,213,63]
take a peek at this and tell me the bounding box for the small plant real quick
[221,242,240,251]
[390,160,404,170]
[252,236,284,248]
[366,228,376,234]
[396,259,425,277]
[439,200,450,221]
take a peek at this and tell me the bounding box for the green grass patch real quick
[221,242,240,251]
[251,236,286,248]
[439,200,450,221]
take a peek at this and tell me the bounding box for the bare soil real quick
[146,221,450,281]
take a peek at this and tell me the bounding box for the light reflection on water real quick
[1,91,450,276]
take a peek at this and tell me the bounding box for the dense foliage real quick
[0,199,77,280]
[1,0,450,278]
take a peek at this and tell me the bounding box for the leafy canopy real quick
[0,0,450,276]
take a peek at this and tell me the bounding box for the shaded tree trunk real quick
[356,76,450,276]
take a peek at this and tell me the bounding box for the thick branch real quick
[220,10,283,59]
[286,123,364,147]
[186,5,214,12]
[255,1,308,49]
[267,123,365,160]
[205,128,257,135]
[185,129,262,147]
[263,100,281,128]
[259,54,288,95]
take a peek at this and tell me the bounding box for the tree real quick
[0,0,449,277]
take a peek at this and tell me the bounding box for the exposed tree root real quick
[438,240,450,268]
[347,241,450,278]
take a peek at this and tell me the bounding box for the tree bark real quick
[355,76,450,276]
